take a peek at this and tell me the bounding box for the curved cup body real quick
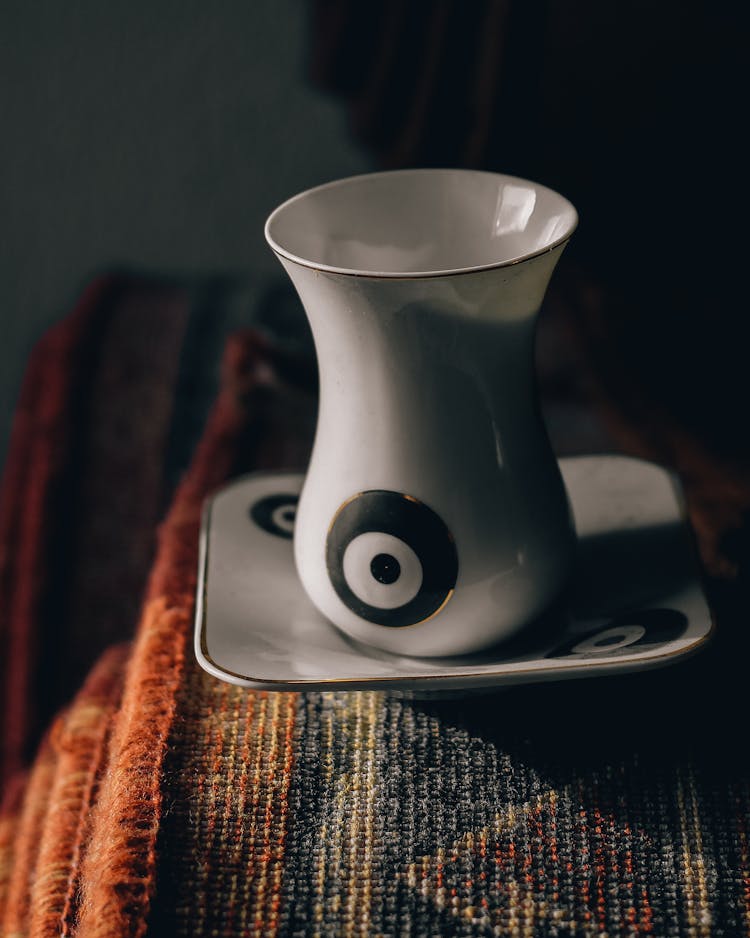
[267,170,577,656]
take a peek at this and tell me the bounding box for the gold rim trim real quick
[269,238,574,282]
[264,168,578,281]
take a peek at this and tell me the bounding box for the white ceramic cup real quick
[265,169,578,656]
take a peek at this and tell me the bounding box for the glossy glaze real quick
[266,169,578,655]
[195,458,712,689]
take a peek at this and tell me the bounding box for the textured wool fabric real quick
[0,273,257,787]
[75,332,278,938]
[0,275,112,786]
[1,274,750,936]
[28,645,128,937]
[0,275,183,784]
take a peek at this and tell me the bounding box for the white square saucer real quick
[194,456,713,693]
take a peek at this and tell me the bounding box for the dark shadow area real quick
[569,520,694,616]
[308,1,749,463]
[420,512,750,784]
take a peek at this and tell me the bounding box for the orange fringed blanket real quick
[2,275,750,937]
[0,277,314,936]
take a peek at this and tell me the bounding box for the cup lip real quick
[264,168,578,280]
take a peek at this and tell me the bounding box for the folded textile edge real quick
[2,273,750,937]
[0,317,293,936]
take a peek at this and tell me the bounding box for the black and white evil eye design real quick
[326,490,458,628]
[547,608,688,659]
[249,494,299,539]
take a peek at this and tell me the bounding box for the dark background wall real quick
[0,0,369,459]
[2,1,747,464]
[304,1,748,458]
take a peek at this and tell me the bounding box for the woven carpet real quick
[1,273,750,937]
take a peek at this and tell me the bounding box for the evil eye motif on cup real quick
[249,494,299,539]
[326,490,458,628]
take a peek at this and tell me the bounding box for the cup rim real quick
[264,168,578,280]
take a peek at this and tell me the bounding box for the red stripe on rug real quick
[0,276,115,788]
[28,643,129,938]
[75,333,275,938]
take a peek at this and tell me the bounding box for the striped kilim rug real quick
[1,273,749,937]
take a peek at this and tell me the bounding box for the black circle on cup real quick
[370,553,401,585]
[249,494,299,539]
[326,490,458,628]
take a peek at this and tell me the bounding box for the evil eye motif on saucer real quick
[547,608,688,659]
[326,491,458,628]
[249,494,299,539]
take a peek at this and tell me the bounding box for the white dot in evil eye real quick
[342,532,423,610]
